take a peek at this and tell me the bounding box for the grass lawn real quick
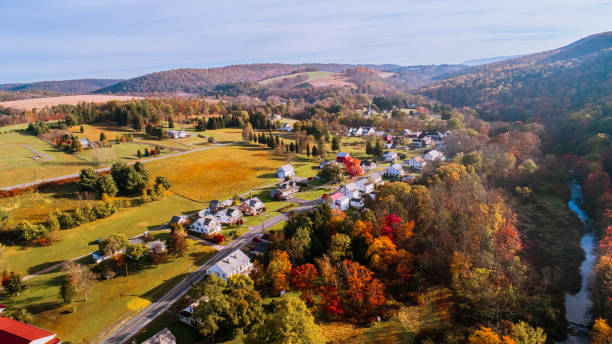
[1,194,202,275]
[198,128,244,143]
[4,240,216,344]
[0,131,95,187]
[293,187,331,201]
[146,144,287,202]
[68,123,134,143]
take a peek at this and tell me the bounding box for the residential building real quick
[331,195,350,211]
[340,182,361,199]
[361,127,376,136]
[368,172,383,185]
[336,152,351,163]
[356,178,375,193]
[279,123,293,132]
[206,249,253,280]
[383,151,398,162]
[277,164,295,179]
[142,328,176,344]
[170,215,188,226]
[385,163,405,178]
[402,129,412,136]
[197,208,211,218]
[424,149,445,161]
[209,200,223,213]
[270,180,300,200]
[360,160,377,172]
[190,215,221,235]
[240,197,266,215]
[78,138,91,148]
[216,206,243,225]
[350,198,365,210]
[408,156,427,170]
[0,316,61,344]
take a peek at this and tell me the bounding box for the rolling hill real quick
[420,31,612,121]
[0,79,123,94]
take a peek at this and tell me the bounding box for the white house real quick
[368,172,383,185]
[360,160,377,172]
[356,177,375,193]
[383,151,398,162]
[279,123,293,132]
[216,206,243,225]
[424,149,445,161]
[142,328,176,344]
[78,138,91,148]
[277,164,295,179]
[191,215,221,235]
[385,163,405,178]
[240,197,266,215]
[206,248,253,280]
[402,129,412,136]
[361,127,376,136]
[331,195,350,211]
[340,182,361,199]
[408,156,427,170]
[167,130,189,139]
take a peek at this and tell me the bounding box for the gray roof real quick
[142,328,176,344]
[212,249,251,275]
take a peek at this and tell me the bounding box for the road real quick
[0,142,232,192]
[101,198,323,344]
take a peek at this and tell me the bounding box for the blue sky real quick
[1,0,611,83]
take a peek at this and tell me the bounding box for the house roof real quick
[142,328,176,344]
[0,317,57,344]
[194,215,217,227]
[342,182,360,192]
[411,156,425,163]
[211,249,251,275]
[337,152,350,158]
[278,164,293,171]
[327,191,342,201]
[170,215,185,223]
[389,163,403,170]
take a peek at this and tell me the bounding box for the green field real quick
[4,238,216,343]
[259,71,335,85]
[2,195,202,275]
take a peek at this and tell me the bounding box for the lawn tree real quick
[80,125,84,133]
[137,150,142,159]
[126,243,149,262]
[245,298,324,344]
[168,116,174,128]
[60,279,76,304]
[155,176,172,190]
[168,224,188,257]
[150,242,168,264]
[2,271,27,295]
[311,145,319,156]
[242,122,254,142]
[266,250,292,295]
[332,136,340,151]
[100,233,129,257]
[318,164,344,184]
[100,131,107,142]
[306,144,310,157]
[373,139,383,157]
[62,262,96,302]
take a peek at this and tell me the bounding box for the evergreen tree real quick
[307,144,311,157]
[168,116,174,128]
[312,145,319,156]
[366,141,373,155]
[80,125,84,133]
[290,142,295,152]
[332,136,340,151]
[137,150,142,159]
[100,132,107,142]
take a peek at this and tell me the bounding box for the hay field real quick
[146,144,287,201]
[0,95,142,110]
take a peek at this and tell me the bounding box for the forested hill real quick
[420,31,612,122]
[0,79,124,94]
[94,63,465,94]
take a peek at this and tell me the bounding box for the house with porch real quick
[277,164,295,179]
[206,248,253,280]
[190,215,221,235]
[270,180,300,200]
[240,197,266,215]
[385,163,405,178]
[408,156,427,170]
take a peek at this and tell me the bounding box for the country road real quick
[0,142,233,192]
[101,198,323,344]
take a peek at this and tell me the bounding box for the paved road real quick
[0,142,232,192]
[101,198,323,344]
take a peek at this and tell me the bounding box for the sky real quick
[1,0,611,83]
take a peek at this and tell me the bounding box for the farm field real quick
[197,127,244,143]
[4,237,216,344]
[146,144,288,202]
[0,131,95,187]
[0,95,142,111]
[1,194,201,275]
[259,71,335,85]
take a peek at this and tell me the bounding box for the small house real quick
[356,177,375,193]
[178,299,205,326]
[240,197,266,215]
[170,215,188,226]
[206,248,253,280]
[270,180,300,200]
[191,215,221,235]
[360,160,377,172]
[383,151,398,162]
[167,130,189,139]
[197,208,211,218]
[340,182,361,199]
[336,152,351,163]
[209,200,223,213]
[408,131,422,139]
[362,127,376,136]
[277,164,295,179]
[408,156,427,170]
[78,138,91,148]
[279,123,293,132]
[142,328,176,344]
[368,172,383,185]
[385,164,405,178]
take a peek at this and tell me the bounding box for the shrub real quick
[212,233,225,243]
[17,220,48,241]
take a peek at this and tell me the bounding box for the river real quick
[562,181,596,343]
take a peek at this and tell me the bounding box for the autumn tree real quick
[62,262,96,302]
[242,122,254,142]
[168,224,188,257]
[267,250,292,295]
[100,233,129,257]
[590,318,612,344]
[150,242,168,265]
[290,264,318,306]
[511,321,546,344]
[328,233,351,261]
[344,157,363,177]
[2,271,27,295]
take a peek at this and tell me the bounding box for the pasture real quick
[0,95,141,111]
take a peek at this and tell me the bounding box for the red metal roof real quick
[0,317,57,344]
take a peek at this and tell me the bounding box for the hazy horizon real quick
[1,0,611,83]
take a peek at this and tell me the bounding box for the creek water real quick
[562,182,596,343]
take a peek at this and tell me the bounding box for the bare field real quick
[0,95,142,110]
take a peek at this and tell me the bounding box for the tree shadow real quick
[27,260,64,275]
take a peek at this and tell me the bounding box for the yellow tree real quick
[266,250,292,295]
[590,318,612,344]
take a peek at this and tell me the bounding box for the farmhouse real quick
[277,164,295,179]
[360,160,377,172]
[197,208,211,218]
[177,299,205,326]
[356,177,375,193]
[206,249,253,280]
[270,180,300,200]
[383,151,398,162]
[167,130,189,139]
[0,316,61,344]
[142,328,176,344]
[191,215,221,235]
[350,198,365,210]
[336,152,351,163]
[240,197,266,215]
[385,163,405,178]
[331,195,350,211]
[361,127,376,136]
[408,156,427,170]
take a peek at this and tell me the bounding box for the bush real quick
[212,233,225,243]
[17,220,48,241]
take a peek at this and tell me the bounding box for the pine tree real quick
[80,125,84,133]
[290,142,295,152]
[137,150,142,159]
[307,144,310,157]
[312,145,319,156]
[168,116,174,128]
